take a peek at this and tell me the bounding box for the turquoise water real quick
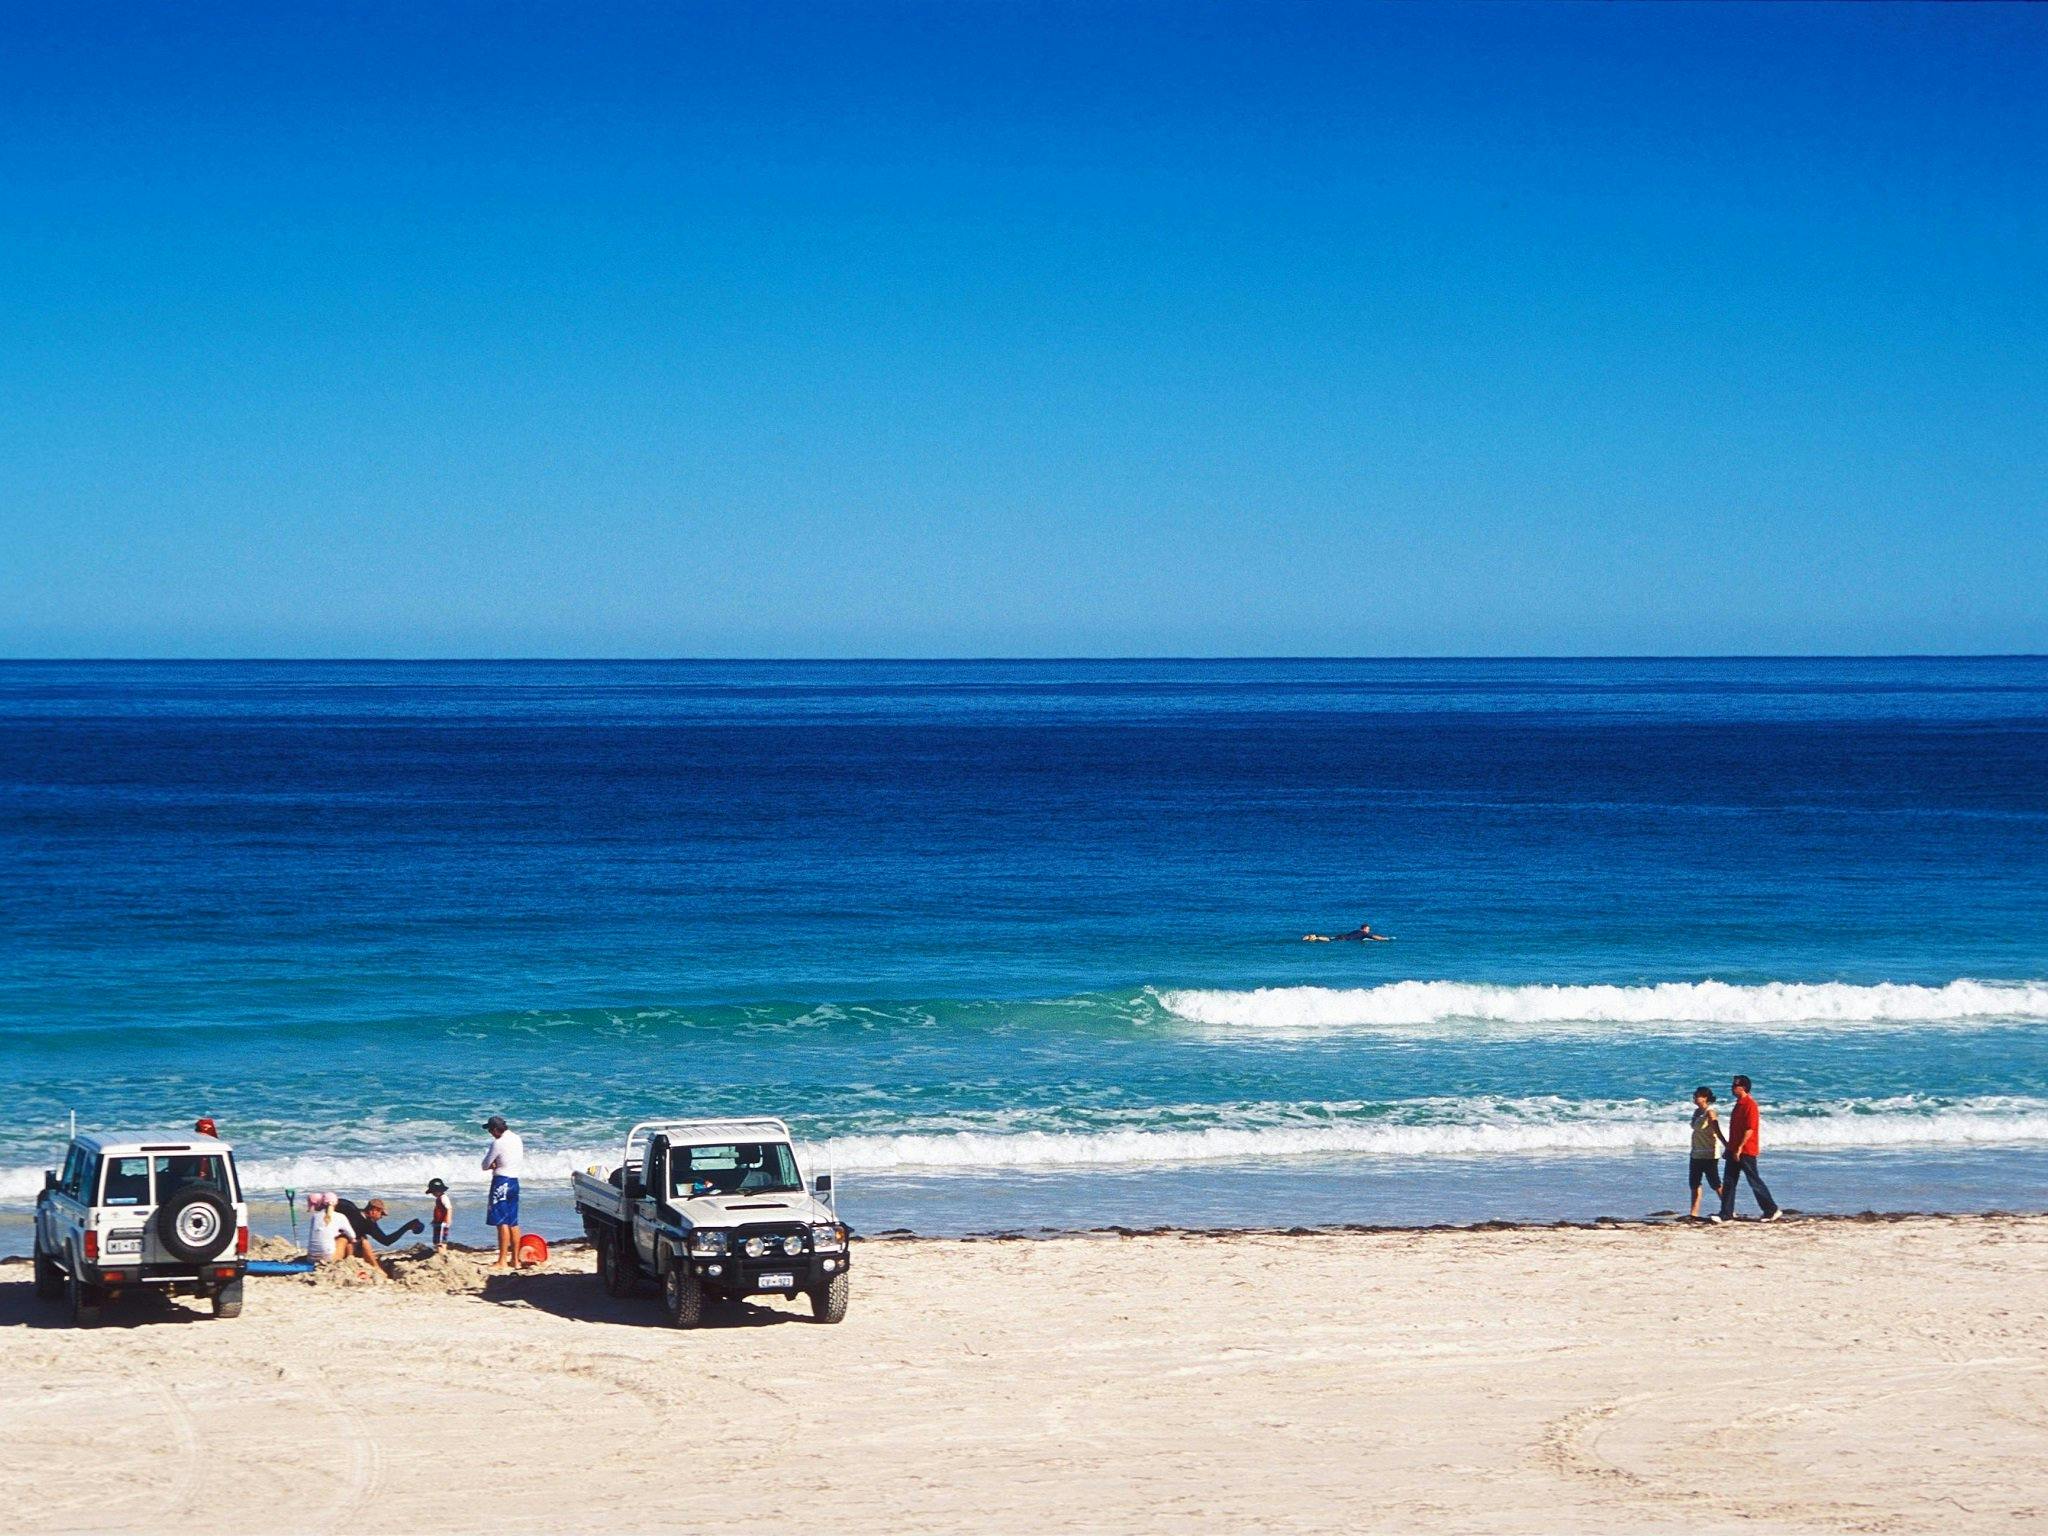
[3,659,2044,1247]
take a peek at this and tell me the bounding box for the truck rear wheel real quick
[808,1271,849,1324]
[663,1263,703,1328]
[598,1232,636,1297]
[33,1242,64,1301]
[212,1279,244,1319]
[67,1267,101,1328]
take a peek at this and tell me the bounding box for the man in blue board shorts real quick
[481,1113,527,1268]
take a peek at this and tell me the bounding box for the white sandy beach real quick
[2,1215,2043,1535]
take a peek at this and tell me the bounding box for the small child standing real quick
[425,1178,454,1251]
[1688,1086,1726,1219]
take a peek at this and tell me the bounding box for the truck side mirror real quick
[44,1169,57,1193]
[814,1174,832,1195]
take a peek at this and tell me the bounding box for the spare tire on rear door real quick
[159,1183,235,1263]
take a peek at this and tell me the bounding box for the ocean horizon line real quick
[5,653,2046,666]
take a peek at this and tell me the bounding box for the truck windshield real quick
[673,1142,801,1197]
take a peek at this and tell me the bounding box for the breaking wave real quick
[821,1097,2048,1171]
[1153,979,2048,1036]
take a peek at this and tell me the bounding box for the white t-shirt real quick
[482,1130,525,1179]
[307,1207,342,1260]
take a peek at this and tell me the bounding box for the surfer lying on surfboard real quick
[1303,922,1392,942]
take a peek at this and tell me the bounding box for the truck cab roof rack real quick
[618,1118,794,1175]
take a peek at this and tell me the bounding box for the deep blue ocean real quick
[3,658,2045,1250]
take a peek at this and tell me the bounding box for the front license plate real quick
[757,1272,793,1289]
[105,1239,142,1256]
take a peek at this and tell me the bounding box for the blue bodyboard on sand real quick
[246,1258,316,1275]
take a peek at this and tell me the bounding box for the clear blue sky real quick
[2,3,2042,657]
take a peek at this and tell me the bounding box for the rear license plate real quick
[757,1272,793,1289]
[105,1239,142,1256]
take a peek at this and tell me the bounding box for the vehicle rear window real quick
[102,1157,151,1206]
[155,1154,234,1202]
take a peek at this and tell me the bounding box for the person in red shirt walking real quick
[1711,1074,1783,1222]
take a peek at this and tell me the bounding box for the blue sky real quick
[2,3,2043,657]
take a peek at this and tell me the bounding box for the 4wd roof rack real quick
[71,1132,230,1154]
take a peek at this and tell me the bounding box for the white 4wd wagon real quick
[33,1131,250,1325]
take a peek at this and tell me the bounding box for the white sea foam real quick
[0,1149,614,1204]
[1153,979,2048,1035]
[821,1099,2048,1172]
[6,1096,2043,1198]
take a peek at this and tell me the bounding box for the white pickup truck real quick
[571,1118,850,1327]
[33,1130,250,1326]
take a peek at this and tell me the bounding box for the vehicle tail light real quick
[101,1270,126,1284]
[84,1230,98,1262]
[214,1267,237,1279]
[236,1225,249,1256]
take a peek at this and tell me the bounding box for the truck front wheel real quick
[33,1241,64,1301]
[662,1263,703,1328]
[808,1271,849,1324]
[598,1232,636,1297]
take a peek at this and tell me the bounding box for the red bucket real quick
[518,1233,550,1266]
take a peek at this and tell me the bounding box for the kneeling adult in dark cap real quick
[336,1196,424,1252]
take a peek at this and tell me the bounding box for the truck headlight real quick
[687,1230,728,1257]
[781,1233,805,1256]
[810,1224,846,1253]
[743,1235,766,1259]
